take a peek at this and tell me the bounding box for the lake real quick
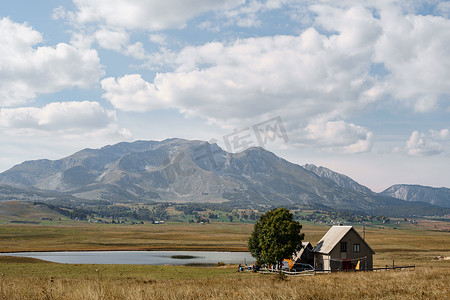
[1,251,255,265]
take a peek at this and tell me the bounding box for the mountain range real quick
[381,184,450,208]
[0,138,448,215]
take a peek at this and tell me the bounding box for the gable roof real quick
[313,225,375,254]
[293,242,313,261]
[302,241,312,248]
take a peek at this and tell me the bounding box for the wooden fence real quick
[253,265,415,276]
[372,265,415,271]
[256,268,315,276]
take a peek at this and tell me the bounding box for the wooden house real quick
[293,241,314,265]
[313,225,375,271]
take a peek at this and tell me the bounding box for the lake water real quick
[1,251,255,265]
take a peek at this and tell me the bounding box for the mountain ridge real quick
[381,184,450,208]
[302,164,373,194]
[0,138,448,215]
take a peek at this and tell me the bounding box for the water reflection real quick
[2,251,255,265]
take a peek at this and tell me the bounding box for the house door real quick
[342,259,352,270]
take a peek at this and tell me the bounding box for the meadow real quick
[0,220,449,299]
[0,257,448,299]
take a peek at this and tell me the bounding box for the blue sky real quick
[0,0,449,192]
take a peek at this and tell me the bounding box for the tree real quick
[248,208,304,268]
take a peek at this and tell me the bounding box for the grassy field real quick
[0,221,449,299]
[0,256,448,299]
[0,222,253,252]
[1,222,449,267]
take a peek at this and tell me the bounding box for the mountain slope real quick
[303,164,372,194]
[0,138,447,215]
[0,139,235,203]
[381,184,450,208]
[0,200,67,223]
[0,184,86,203]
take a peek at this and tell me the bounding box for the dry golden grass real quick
[1,221,449,299]
[0,222,254,252]
[1,222,449,268]
[0,264,448,300]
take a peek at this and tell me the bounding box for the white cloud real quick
[103,24,379,122]
[0,101,132,172]
[0,101,129,139]
[406,129,449,156]
[93,29,147,59]
[149,33,169,46]
[430,128,450,140]
[124,42,147,60]
[72,0,244,31]
[221,0,295,28]
[94,28,129,51]
[101,74,171,112]
[100,4,384,152]
[436,1,450,17]
[85,1,450,155]
[373,4,450,112]
[0,17,104,107]
[303,120,373,153]
[101,5,381,149]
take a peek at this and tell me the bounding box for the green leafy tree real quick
[248,208,304,268]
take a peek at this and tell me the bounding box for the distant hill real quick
[0,201,66,223]
[0,138,448,216]
[381,184,450,208]
[0,184,84,203]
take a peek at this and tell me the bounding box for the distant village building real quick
[313,225,375,271]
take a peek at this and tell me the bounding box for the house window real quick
[354,244,360,253]
[341,242,347,252]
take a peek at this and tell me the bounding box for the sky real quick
[0,0,449,192]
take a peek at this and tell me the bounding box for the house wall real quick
[314,254,331,271]
[299,245,314,264]
[327,230,373,270]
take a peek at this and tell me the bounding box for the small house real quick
[313,225,375,271]
[280,242,314,271]
[293,241,314,265]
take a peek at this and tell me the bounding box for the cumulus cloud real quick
[93,28,147,59]
[406,129,449,156]
[71,0,244,31]
[430,128,450,140]
[94,28,129,51]
[436,1,450,17]
[101,5,381,151]
[90,1,450,153]
[149,33,170,46]
[0,17,104,107]
[102,24,379,122]
[217,0,296,28]
[101,74,171,112]
[303,120,373,153]
[68,1,450,118]
[0,101,129,139]
[373,3,450,112]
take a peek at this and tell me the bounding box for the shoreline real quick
[0,248,249,254]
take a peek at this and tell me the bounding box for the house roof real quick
[293,242,313,261]
[302,241,312,248]
[313,225,375,254]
